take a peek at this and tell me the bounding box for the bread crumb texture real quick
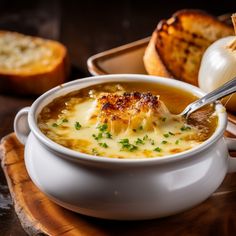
[0,31,69,95]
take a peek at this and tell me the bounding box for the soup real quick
[38,82,217,159]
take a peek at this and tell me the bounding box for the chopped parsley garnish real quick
[128,145,138,152]
[142,135,155,145]
[163,133,169,138]
[52,118,69,127]
[119,139,130,148]
[135,138,145,145]
[119,138,129,144]
[93,124,112,141]
[97,123,108,132]
[168,131,175,136]
[105,132,112,139]
[75,121,82,130]
[92,148,99,155]
[119,139,138,152]
[175,140,180,145]
[132,129,137,132]
[154,147,162,152]
[92,133,103,140]
[99,142,108,148]
[180,126,191,131]
[162,140,168,144]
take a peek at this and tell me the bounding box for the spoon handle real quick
[181,77,236,118]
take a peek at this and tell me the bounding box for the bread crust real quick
[0,31,70,95]
[144,10,234,86]
[143,31,172,78]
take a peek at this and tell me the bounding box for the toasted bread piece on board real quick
[144,10,234,85]
[0,31,70,95]
[143,31,172,79]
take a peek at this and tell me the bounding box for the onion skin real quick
[198,36,236,113]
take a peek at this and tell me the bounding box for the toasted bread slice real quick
[0,31,69,95]
[144,10,234,85]
[143,31,172,78]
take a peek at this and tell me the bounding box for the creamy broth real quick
[38,82,217,159]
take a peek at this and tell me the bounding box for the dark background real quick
[0,0,235,75]
[0,0,235,235]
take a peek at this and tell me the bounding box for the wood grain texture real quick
[1,133,236,236]
[0,134,106,236]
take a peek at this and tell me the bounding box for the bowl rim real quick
[28,74,227,165]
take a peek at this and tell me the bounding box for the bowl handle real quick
[14,107,30,145]
[226,137,236,173]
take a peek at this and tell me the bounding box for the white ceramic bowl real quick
[14,74,236,220]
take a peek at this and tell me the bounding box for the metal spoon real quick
[181,77,236,119]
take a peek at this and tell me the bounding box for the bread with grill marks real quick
[143,10,234,85]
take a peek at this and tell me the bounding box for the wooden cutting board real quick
[1,133,236,236]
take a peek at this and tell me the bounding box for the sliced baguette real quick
[144,10,234,85]
[0,31,69,95]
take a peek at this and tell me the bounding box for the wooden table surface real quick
[0,0,236,235]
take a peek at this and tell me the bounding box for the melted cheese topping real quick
[38,85,215,159]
